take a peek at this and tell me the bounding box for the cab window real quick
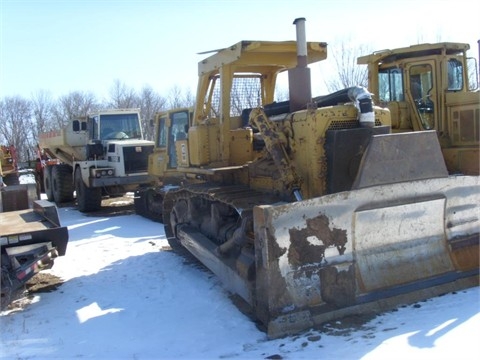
[378,68,404,102]
[168,110,190,168]
[157,117,167,148]
[447,58,463,91]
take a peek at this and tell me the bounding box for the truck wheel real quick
[52,164,74,203]
[44,166,54,201]
[74,170,101,212]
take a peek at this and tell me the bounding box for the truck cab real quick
[89,111,144,141]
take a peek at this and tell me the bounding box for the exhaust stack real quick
[289,18,312,112]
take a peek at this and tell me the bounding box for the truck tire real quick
[52,164,74,203]
[44,166,54,201]
[74,170,101,212]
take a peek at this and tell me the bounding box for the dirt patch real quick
[2,273,64,312]
[315,313,378,336]
[87,196,136,217]
[26,273,64,294]
[57,194,136,217]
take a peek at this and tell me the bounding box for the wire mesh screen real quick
[209,75,263,117]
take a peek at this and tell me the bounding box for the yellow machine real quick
[135,108,193,220]
[0,145,19,186]
[358,42,479,175]
[139,19,479,338]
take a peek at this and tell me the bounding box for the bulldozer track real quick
[166,183,284,217]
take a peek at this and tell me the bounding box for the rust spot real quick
[319,264,356,307]
[255,230,291,320]
[288,214,347,268]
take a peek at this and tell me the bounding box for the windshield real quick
[100,113,142,140]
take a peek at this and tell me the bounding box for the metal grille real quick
[328,119,383,131]
[123,145,154,174]
[328,120,358,130]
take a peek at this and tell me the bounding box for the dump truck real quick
[140,18,479,338]
[0,145,20,186]
[357,42,479,175]
[1,186,69,310]
[39,109,155,212]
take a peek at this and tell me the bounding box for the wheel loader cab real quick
[358,42,480,175]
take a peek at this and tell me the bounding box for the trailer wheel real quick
[74,170,101,212]
[44,166,54,201]
[3,173,19,186]
[52,164,74,203]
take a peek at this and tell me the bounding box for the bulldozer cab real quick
[188,40,328,168]
[149,108,193,177]
[358,42,479,174]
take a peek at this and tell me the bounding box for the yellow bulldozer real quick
[358,42,479,175]
[136,18,479,338]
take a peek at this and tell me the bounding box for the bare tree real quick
[167,85,195,109]
[108,79,139,108]
[31,90,55,136]
[138,85,168,140]
[52,91,99,127]
[0,96,34,161]
[324,41,372,93]
[274,87,289,102]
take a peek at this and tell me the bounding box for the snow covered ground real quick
[1,196,479,359]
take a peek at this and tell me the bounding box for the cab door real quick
[405,61,438,131]
[149,115,169,177]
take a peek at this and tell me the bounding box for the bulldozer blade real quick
[353,130,449,189]
[253,175,479,338]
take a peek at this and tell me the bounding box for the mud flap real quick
[253,176,479,338]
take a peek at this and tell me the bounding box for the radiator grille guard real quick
[123,145,154,174]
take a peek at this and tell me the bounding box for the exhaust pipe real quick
[289,17,312,112]
[294,17,308,68]
[348,86,375,127]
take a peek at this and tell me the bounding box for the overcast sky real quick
[1,0,479,100]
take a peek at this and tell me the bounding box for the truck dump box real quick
[1,199,69,309]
